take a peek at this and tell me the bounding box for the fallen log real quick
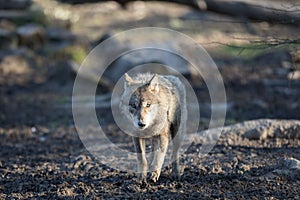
[204,0,300,25]
[58,0,300,25]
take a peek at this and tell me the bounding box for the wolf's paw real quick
[137,173,147,183]
[171,162,183,180]
[171,170,181,180]
[150,170,161,182]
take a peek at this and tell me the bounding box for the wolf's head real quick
[121,73,161,130]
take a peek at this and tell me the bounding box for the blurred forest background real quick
[0,0,299,199]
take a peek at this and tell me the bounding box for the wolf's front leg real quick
[133,137,147,182]
[150,133,168,182]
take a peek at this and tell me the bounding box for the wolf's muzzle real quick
[138,121,146,128]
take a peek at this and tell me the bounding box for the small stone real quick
[58,187,75,197]
[239,164,251,172]
[252,98,268,109]
[244,127,269,140]
[39,136,46,142]
[281,157,300,169]
[0,54,32,75]
[16,23,45,49]
[46,27,75,41]
[273,157,300,177]
[0,28,17,48]
[288,70,300,80]
[31,127,36,133]
[278,67,289,77]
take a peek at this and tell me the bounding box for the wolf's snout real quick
[138,121,146,128]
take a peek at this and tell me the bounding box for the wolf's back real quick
[160,75,187,134]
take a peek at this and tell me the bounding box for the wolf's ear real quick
[124,73,134,83]
[124,73,134,89]
[148,74,159,93]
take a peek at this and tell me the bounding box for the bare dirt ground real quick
[0,1,300,199]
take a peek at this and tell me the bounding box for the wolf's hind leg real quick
[150,133,168,182]
[133,137,148,182]
[171,129,183,179]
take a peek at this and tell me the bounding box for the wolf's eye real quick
[146,103,151,107]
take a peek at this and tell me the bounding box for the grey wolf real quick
[120,73,187,182]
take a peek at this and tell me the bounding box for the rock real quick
[198,119,300,147]
[275,67,289,76]
[291,49,300,63]
[244,127,270,140]
[58,187,76,197]
[211,162,223,174]
[16,23,46,50]
[234,119,300,140]
[0,20,17,48]
[0,0,32,10]
[288,70,300,80]
[280,157,300,169]
[272,157,300,177]
[239,164,251,172]
[72,154,92,171]
[0,53,32,76]
[0,19,16,31]
[0,28,17,48]
[0,49,40,86]
[46,27,75,41]
[39,136,46,142]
